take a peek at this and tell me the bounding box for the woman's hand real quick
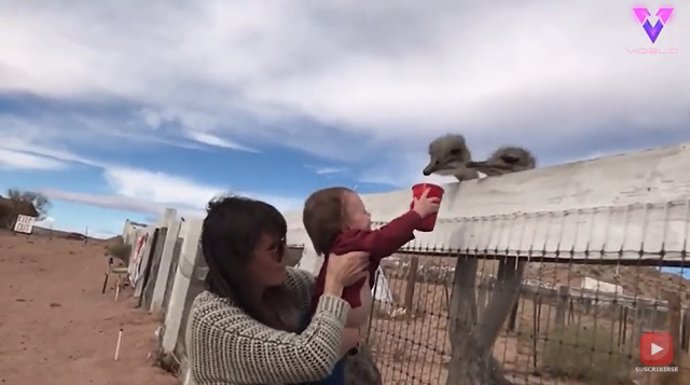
[323,250,370,296]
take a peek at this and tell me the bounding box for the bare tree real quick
[2,188,51,229]
[424,136,537,385]
[6,188,51,219]
[452,147,535,385]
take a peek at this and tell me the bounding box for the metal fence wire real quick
[326,201,690,385]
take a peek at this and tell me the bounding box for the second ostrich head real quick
[466,146,537,176]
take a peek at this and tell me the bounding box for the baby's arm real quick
[333,211,423,309]
[358,210,422,259]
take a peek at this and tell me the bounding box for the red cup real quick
[410,183,444,232]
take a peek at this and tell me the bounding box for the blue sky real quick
[0,1,689,239]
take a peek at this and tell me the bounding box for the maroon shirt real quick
[308,210,423,316]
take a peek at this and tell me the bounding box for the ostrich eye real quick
[449,148,461,156]
[502,155,520,163]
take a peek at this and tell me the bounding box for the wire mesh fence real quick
[354,202,690,385]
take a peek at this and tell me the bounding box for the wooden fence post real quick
[404,257,419,319]
[682,310,690,352]
[532,293,541,370]
[554,285,569,327]
[476,277,489,318]
[507,299,519,333]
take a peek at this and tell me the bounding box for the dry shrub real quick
[542,325,635,385]
[107,238,132,264]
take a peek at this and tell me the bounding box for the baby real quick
[302,186,440,331]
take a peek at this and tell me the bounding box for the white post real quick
[114,276,121,301]
[150,208,181,313]
[161,217,203,355]
[122,219,130,238]
[114,329,123,360]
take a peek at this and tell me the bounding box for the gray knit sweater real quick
[188,267,350,385]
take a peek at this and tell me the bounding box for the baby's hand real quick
[412,187,441,218]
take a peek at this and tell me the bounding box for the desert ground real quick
[0,230,179,385]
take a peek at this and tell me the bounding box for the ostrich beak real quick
[423,159,439,175]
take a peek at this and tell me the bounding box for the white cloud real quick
[34,216,55,228]
[0,1,689,178]
[0,133,107,169]
[42,188,167,214]
[43,166,304,216]
[304,164,348,175]
[316,167,346,175]
[104,166,226,208]
[132,167,304,213]
[186,131,259,152]
[0,147,68,170]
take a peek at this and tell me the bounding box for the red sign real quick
[640,331,673,366]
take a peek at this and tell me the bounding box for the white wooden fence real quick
[124,140,690,384]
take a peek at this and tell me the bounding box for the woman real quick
[188,195,370,385]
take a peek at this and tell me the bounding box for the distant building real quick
[577,276,624,296]
[0,196,39,230]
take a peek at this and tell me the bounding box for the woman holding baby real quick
[188,187,439,385]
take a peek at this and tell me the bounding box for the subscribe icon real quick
[640,331,673,366]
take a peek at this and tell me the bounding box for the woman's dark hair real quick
[201,195,300,332]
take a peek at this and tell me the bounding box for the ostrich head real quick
[422,134,472,176]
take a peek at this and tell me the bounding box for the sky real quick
[0,1,689,240]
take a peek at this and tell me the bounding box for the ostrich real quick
[424,134,538,385]
[423,134,536,181]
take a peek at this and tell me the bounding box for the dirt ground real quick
[0,230,179,385]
